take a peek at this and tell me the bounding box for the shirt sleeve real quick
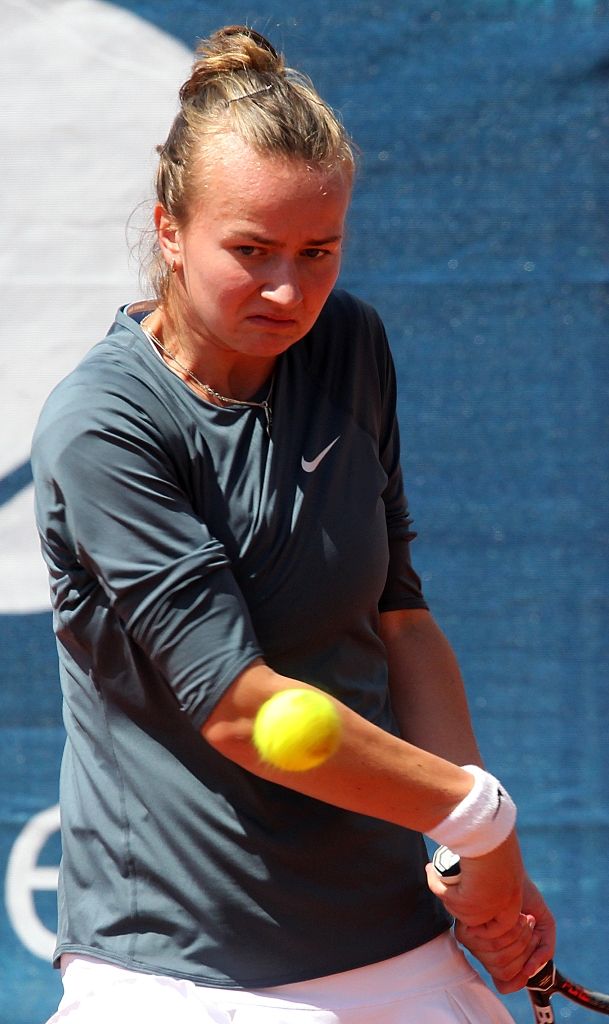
[32,370,263,727]
[374,321,429,613]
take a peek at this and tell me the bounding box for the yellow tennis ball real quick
[253,689,342,772]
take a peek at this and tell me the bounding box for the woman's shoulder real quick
[299,288,392,385]
[290,289,396,439]
[317,288,387,336]
[41,308,166,413]
[32,308,180,464]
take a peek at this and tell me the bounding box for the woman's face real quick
[158,133,352,362]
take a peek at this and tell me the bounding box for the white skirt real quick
[47,931,515,1023]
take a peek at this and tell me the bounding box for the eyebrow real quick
[234,232,343,247]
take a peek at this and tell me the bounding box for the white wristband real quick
[427,764,517,858]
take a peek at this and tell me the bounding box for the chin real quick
[243,331,307,357]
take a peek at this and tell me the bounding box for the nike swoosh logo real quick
[493,787,504,819]
[301,436,340,473]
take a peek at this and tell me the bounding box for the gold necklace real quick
[142,316,274,438]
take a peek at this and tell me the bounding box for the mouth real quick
[247,314,298,328]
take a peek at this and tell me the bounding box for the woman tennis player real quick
[33,25,554,1023]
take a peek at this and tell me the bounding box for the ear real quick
[154,204,181,272]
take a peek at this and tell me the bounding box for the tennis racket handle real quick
[431,845,461,883]
[526,961,556,993]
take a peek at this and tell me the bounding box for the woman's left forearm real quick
[382,608,556,988]
[380,607,483,765]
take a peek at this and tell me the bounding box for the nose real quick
[260,259,303,308]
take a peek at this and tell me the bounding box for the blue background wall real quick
[2,1,608,1021]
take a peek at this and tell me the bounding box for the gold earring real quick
[170,258,176,273]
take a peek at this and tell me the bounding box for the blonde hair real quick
[149,25,356,300]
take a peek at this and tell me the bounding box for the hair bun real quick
[220,25,279,61]
[180,25,284,104]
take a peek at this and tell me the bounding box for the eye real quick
[234,245,263,257]
[301,248,330,260]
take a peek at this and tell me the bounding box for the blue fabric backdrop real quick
[2,2,608,1021]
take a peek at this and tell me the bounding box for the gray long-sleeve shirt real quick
[31,289,449,987]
